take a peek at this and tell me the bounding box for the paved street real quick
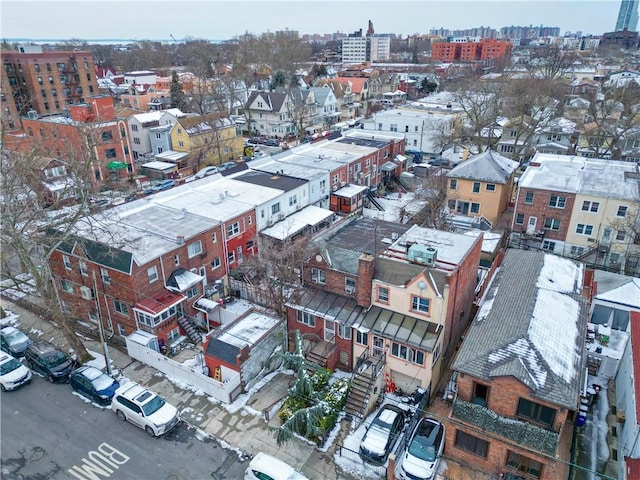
[1,375,247,480]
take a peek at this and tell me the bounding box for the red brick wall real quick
[224,211,257,271]
[514,187,576,241]
[444,374,571,479]
[443,235,482,357]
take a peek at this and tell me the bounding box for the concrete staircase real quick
[178,316,201,344]
[345,357,384,425]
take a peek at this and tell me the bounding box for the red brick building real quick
[1,47,99,130]
[431,39,512,62]
[16,95,135,189]
[442,249,587,479]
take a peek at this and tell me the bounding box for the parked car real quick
[0,352,32,391]
[151,179,176,192]
[195,165,219,179]
[263,138,280,147]
[247,137,264,146]
[0,326,32,357]
[398,418,445,480]
[24,340,75,383]
[359,404,407,464]
[70,365,120,406]
[220,161,236,171]
[427,158,450,167]
[244,452,309,480]
[111,382,180,437]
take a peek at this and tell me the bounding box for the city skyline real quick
[0,1,629,43]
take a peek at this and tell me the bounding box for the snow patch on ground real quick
[70,391,110,409]
[29,328,44,337]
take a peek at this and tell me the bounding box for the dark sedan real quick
[359,404,407,464]
[70,365,120,405]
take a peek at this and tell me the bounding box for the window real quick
[470,203,480,214]
[288,195,297,206]
[100,268,111,284]
[246,240,254,250]
[62,254,72,270]
[227,250,235,264]
[60,279,74,294]
[34,63,40,72]
[390,124,398,132]
[548,195,566,208]
[102,131,113,141]
[505,451,543,479]
[576,224,593,236]
[114,300,129,316]
[614,229,626,242]
[187,240,203,258]
[338,324,352,340]
[187,286,198,298]
[516,398,556,428]
[377,286,389,303]
[432,343,441,365]
[356,330,368,346]
[472,182,481,193]
[212,232,217,243]
[311,268,326,284]
[271,203,281,215]
[391,342,425,365]
[542,240,556,251]
[227,222,240,237]
[570,246,584,256]
[454,430,489,458]
[211,257,221,270]
[617,205,628,217]
[516,213,525,225]
[581,201,599,213]
[131,124,138,132]
[296,310,315,327]
[345,277,356,294]
[524,192,534,204]
[105,148,117,158]
[472,383,490,407]
[449,179,457,190]
[173,255,180,266]
[411,295,430,314]
[544,218,560,231]
[320,179,326,189]
[486,184,496,191]
[79,260,88,276]
[147,266,158,283]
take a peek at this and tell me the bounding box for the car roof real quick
[0,352,15,363]
[248,453,303,480]
[76,365,104,379]
[116,382,155,403]
[1,326,19,334]
[29,340,59,354]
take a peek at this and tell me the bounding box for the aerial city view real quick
[1,0,639,479]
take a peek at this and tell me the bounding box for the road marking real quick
[67,443,130,480]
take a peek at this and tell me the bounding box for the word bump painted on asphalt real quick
[67,443,130,479]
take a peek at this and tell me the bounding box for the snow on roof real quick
[463,230,502,254]
[520,153,639,200]
[141,161,176,170]
[132,111,164,123]
[536,252,583,294]
[596,277,640,308]
[217,312,280,349]
[333,184,368,197]
[261,206,334,240]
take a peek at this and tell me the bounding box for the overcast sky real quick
[1,0,626,41]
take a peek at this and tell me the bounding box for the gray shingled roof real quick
[446,150,519,184]
[452,249,586,409]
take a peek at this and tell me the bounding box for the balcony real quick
[451,397,560,456]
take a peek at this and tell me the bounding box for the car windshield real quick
[141,394,165,416]
[43,351,68,367]
[5,330,26,344]
[91,373,115,391]
[408,435,437,461]
[0,357,22,375]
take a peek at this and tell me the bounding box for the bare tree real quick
[407,172,450,230]
[526,45,581,80]
[0,126,110,362]
[450,80,501,153]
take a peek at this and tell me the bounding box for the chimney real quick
[176,235,184,245]
[356,252,375,308]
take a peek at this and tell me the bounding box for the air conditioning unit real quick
[345,286,355,294]
[189,268,198,274]
[587,238,596,243]
[80,286,94,300]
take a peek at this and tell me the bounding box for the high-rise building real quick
[341,22,391,64]
[1,46,99,130]
[615,0,639,32]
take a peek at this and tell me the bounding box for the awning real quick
[134,292,185,315]
[106,161,128,170]
[195,297,222,313]
[381,161,398,172]
[166,268,204,292]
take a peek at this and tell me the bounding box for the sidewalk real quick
[1,298,357,480]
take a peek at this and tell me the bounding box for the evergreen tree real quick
[170,71,187,110]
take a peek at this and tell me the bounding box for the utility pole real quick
[92,271,112,375]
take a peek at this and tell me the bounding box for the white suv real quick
[111,382,179,437]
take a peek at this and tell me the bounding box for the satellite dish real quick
[315,254,323,262]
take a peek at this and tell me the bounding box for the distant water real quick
[3,38,227,45]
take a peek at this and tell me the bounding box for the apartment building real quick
[1,47,99,129]
[431,39,512,62]
[512,153,640,275]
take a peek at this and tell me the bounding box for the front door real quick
[601,227,612,246]
[372,336,385,359]
[457,202,469,215]
[526,216,537,234]
[324,319,335,343]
